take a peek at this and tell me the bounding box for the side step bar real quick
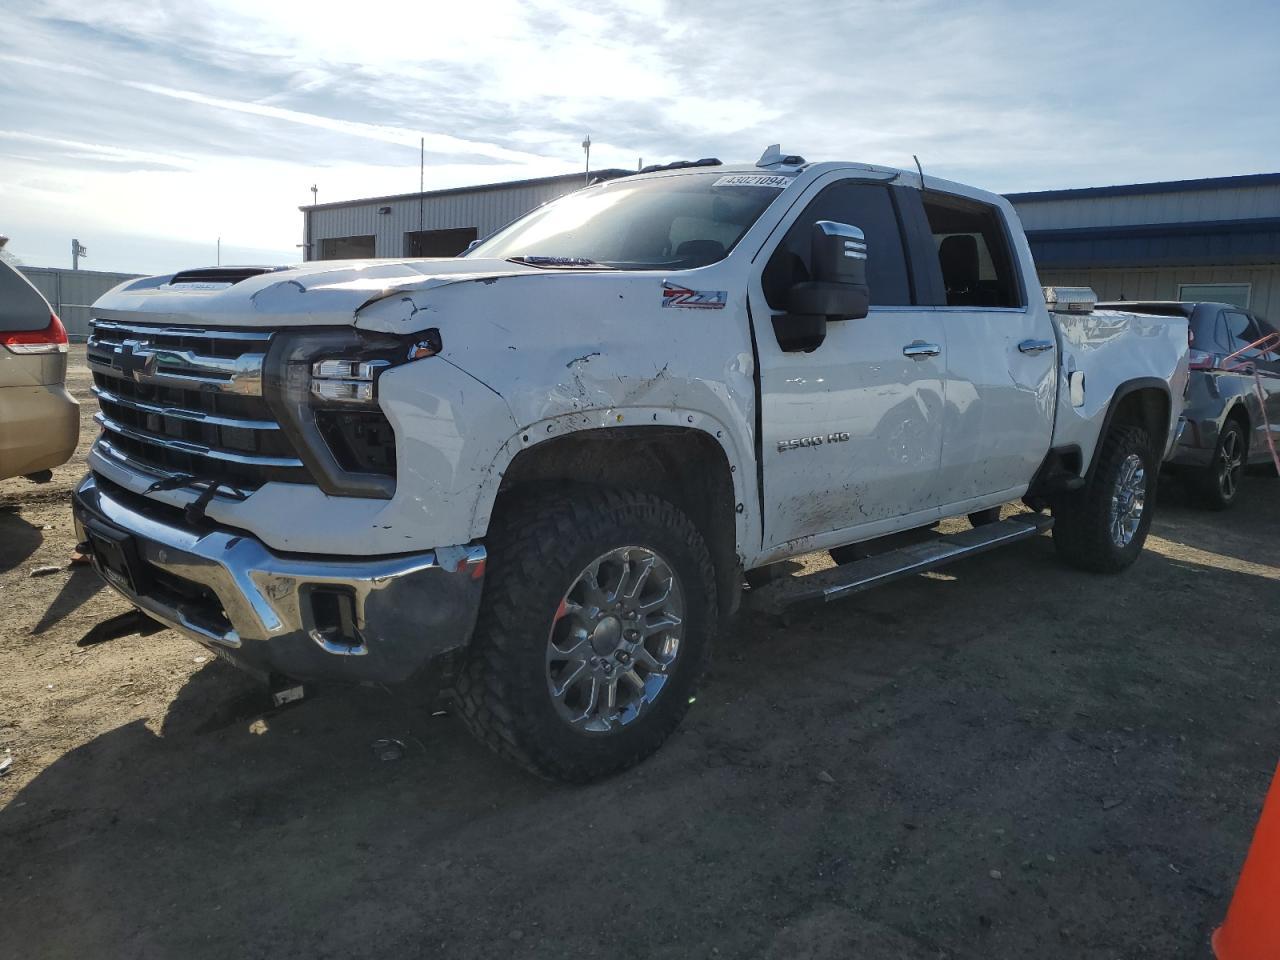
[751,513,1054,616]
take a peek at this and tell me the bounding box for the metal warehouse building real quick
[301,169,630,261]
[1014,173,1280,317]
[19,266,141,340]
[303,168,1280,319]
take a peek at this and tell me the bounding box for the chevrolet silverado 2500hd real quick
[74,149,1189,781]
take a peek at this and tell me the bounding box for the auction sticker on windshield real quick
[712,174,792,189]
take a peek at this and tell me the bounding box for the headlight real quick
[311,359,390,403]
[264,327,441,499]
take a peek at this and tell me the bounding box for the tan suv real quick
[1,260,79,482]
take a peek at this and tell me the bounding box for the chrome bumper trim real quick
[73,474,486,683]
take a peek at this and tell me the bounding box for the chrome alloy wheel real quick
[545,546,685,734]
[1109,452,1147,548]
[1217,428,1245,500]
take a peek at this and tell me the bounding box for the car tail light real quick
[2,313,69,355]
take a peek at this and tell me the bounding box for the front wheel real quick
[454,487,717,782]
[1052,425,1156,573]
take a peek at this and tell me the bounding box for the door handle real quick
[902,341,941,360]
[1018,339,1055,355]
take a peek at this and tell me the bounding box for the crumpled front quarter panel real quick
[356,269,759,546]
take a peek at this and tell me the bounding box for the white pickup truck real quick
[75,148,1189,780]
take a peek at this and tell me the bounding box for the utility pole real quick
[582,135,591,185]
[71,239,87,270]
[216,235,221,266]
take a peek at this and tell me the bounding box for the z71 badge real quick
[661,282,727,310]
[777,432,851,452]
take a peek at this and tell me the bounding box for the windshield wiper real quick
[506,256,608,269]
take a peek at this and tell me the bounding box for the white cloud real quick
[1,0,1277,273]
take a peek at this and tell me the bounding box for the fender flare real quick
[1085,377,1173,482]
[471,406,760,553]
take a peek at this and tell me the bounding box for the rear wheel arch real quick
[1224,401,1253,447]
[1088,379,1171,481]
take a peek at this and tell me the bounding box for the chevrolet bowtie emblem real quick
[114,339,157,380]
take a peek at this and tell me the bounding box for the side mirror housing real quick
[772,221,870,351]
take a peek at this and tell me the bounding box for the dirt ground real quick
[1,347,1277,959]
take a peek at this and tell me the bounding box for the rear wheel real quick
[1052,425,1156,573]
[455,487,716,782]
[1191,418,1247,510]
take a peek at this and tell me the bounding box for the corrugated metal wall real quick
[307,179,587,259]
[19,267,141,340]
[1012,183,1280,231]
[1038,264,1280,320]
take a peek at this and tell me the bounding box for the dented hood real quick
[91,258,546,328]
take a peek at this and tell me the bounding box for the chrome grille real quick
[88,319,310,489]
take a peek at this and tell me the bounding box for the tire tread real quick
[453,486,716,782]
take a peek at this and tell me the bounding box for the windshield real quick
[468,172,792,270]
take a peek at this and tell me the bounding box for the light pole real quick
[582,136,591,185]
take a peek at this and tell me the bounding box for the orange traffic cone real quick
[1214,761,1280,959]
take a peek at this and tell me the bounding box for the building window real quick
[317,235,375,260]
[1177,282,1250,309]
[405,227,478,258]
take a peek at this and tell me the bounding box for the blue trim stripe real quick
[1026,218,1280,269]
[1006,172,1280,204]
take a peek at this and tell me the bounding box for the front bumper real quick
[72,474,486,684]
[0,383,79,480]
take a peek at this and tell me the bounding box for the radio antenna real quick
[913,154,925,187]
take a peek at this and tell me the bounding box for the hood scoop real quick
[170,266,287,286]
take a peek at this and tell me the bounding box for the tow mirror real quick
[773,221,870,352]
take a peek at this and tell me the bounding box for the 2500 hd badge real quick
[778,432,851,452]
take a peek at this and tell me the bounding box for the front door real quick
[751,178,948,555]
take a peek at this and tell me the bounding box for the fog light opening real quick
[306,586,365,653]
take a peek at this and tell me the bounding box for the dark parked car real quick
[1100,301,1280,508]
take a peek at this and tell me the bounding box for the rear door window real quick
[919,195,1023,308]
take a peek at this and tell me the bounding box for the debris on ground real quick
[815,770,836,784]
[30,565,62,578]
[373,738,405,761]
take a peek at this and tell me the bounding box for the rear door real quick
[902,190,1056,510]
[751,177,948,553]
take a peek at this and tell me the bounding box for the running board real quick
[751,513,1053,616]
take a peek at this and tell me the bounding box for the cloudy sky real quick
[2,0,1277,274]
